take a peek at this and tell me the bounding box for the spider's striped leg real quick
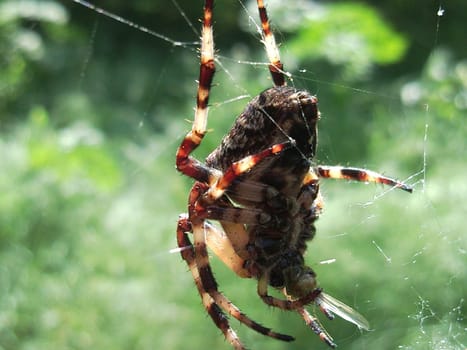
[176,0,215,182]
[316,165,413,193]
[177,215,245,350]
[191,221,295,344]
[256,0,285,86]
[187,186,295,344]
[296,306,336,348]
[203,140,293,204]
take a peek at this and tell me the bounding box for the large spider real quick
[176,1,412,349]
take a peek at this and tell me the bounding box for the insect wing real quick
[316,292,370,331]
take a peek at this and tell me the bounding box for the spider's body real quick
[176,1,412,349]
[206,86,321,296]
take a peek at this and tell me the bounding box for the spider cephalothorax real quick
[176,1,412,349]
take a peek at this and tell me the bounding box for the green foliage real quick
[402,49,467,122]
[0,1,69,119]
[0,1,465,350]
[0,105,123,349]
[287,2,408,80]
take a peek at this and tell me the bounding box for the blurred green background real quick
[0,0,465,349]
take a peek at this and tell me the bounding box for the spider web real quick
[1,1,464,350]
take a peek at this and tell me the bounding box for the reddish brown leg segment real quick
[205,140,292,202]
[256,0,285,87]
[175,0,216,183]
[177,215,294,344]
[177,216,245,349]
[316,166,413,192]
[297,307,336,348]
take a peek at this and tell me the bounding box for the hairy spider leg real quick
[176,0,215,184]
[177,216,294,346]
[316,165,413,193]
[183,184,295,345]
[296,306,337,348]
[203,141,293,203]
[177,215,245,350]
[256,0,285,86]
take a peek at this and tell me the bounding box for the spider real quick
[175,1,412,349]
